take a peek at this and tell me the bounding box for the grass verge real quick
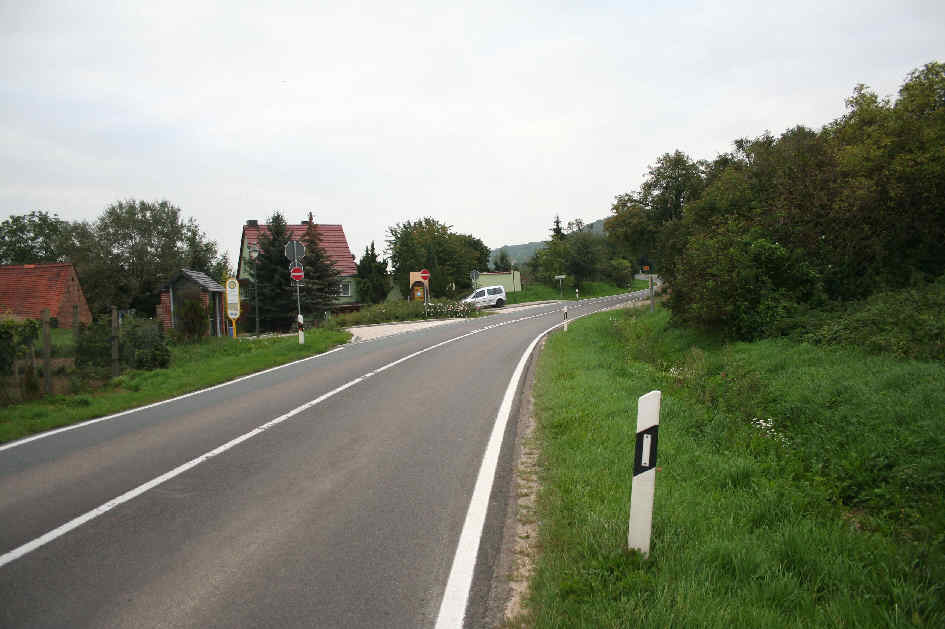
[0,328,350,444]
[506,281,636,306]
[520,306,944,627]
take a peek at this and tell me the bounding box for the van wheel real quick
[495,299,504,307]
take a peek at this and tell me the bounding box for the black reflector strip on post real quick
[633,425,659,476]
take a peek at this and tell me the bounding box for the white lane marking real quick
[0,300,628,568]
[434,301,621,628]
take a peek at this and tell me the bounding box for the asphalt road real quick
[0,292,646,628]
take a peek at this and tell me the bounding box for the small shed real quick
[0,263,92,326]
[157,269,226,336]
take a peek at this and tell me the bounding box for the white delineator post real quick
[563,305,568,332]
[297,313,304,345]
[628,390,661,556]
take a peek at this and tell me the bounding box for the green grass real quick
[31,326,77,357]
[506,280,634,305]
[0,328,351,444]
[521,307,944,627]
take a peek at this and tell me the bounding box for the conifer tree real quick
[356,241,390,304]
[254,211,295,331]
[300,215,340,321]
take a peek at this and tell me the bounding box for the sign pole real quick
[296,281,303,344]
[650,274,654,312]
[629,390,661,557]
[225,278,241,339]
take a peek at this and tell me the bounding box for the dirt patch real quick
[486,337,545,628]
[502,373,541,624]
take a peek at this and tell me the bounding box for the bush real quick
[0,316,40,374]
[120,317,171,370]
[75,316,113,368]
[177,299,208,342]
[804,275,945,361]
[669,217,822,340]
[332,299,476,327]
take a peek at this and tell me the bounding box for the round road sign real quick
[419,269,431,281]
[290,266,304,281]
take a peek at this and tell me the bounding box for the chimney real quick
[308,211,314,225]
[246,219,258,227]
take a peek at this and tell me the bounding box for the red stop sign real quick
[419,269,430,281]
[290,266,304,281]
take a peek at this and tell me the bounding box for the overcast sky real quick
[2,1,943,267]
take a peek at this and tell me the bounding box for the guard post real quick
[628,390,661,557]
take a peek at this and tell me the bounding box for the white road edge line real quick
[434,298,638,628]
[0,305,580,569]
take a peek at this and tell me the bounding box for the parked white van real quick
[462,285,507,308]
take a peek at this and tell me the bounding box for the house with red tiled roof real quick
[236,217,359,309]
[0,263,92,326]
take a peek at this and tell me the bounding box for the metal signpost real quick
[554,274,566,298]
[285,240,306,344]
[420,268,430,304]
[629,390,661,557]
[225,278,240,338]
[643,264,654,312]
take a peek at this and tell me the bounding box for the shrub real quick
[804,275,945,361]
[0,316,40,374]
[75,316,113,368]
[332,299,476,326]
[669,217,823,340]
[177,299,208,342]
[120,316,171,370]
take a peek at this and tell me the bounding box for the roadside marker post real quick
[563,305,568,331]
[629,390,661,557]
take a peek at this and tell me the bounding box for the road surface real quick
[0,292,645,628]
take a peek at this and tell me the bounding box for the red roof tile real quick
[239,223,357,276]
[0,263,92,323]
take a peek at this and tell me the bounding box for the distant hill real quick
[490,218,607,267]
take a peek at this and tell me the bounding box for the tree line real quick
[0,200,230,316]
[523,215,637,289]
[603,61,945,339]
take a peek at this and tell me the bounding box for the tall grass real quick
[521,307,944,627]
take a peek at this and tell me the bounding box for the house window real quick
[339,281,351,297]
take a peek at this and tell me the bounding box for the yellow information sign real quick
[225,278,240,337]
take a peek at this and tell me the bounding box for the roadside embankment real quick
[511,306,944,627]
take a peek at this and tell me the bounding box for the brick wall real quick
[158,291,173,331]
[55,269,92,327]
